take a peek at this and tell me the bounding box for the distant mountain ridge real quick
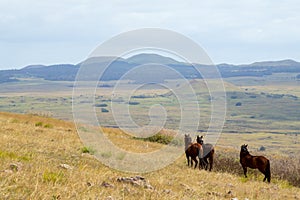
[0,54,300,83]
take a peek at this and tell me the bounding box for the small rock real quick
[163,189,172,194]
[227,183,234,188]
[9,163,22,172]
[105,196,114,200]
[4,169,14,174]
[231,198,238,200]
[144,183,154,190]
[86,182,93,187]
[59,164,73,170]
[101,181,114,188]
[135,175,145,180]
[116,176,153,189]
[211,191,222,196]
[225,190,234,198]
[132,180,142,187]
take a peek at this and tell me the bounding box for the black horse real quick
[196,136,215,171]
[240,144,271,183]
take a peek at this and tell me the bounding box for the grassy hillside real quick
[0,112,300,199]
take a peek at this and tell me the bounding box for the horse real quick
[240,144,271,183]
[196,135,215,171]
[185,142,205,169]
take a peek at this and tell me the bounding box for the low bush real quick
[35,122,43,127]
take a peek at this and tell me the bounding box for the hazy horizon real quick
[1,53,300,71]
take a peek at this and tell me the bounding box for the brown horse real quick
[185,142,204,169]
[197,135,215,171]
[240,144,271,183]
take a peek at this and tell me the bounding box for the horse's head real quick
[197,135,204,145]
[241,144,249,154]
[184,134,192,149]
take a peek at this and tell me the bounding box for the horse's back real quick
[242,155,269,169]
[186,143,200,154]
[254,155,269,167]
[203,143,214,157]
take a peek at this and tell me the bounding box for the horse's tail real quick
[266,160,271,183]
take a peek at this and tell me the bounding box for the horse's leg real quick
[243,166,248,178]
[203,157,208,170]
[199,158,205,170]
[263,176,267,182]
[208,155,213,171]
[186,154,190,166]
[192,157,198,169]
[266,161,271,183]
[260,165,271,183]
[186,154,188,166]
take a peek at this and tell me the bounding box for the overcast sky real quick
[0,0,300,69]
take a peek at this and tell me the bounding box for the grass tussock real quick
[81,146,95,155]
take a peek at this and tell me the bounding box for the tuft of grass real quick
[0,150,32,161]
[42,170,65,184]
[44,123,53,128]
[35,121,43,127]
[10,119,19,123]
[81,146,95,155]
[0,150,18,159]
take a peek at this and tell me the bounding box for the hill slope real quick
[0,112,299,199]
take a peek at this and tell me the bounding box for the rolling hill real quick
[1,54,300,83]
[1,112,300,199]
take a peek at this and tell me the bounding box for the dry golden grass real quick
[1,112,300,200]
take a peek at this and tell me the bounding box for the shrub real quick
[235,102,242,106]
[11,119,19,123]
[94,103,108,107]
[135,133,174,145]
[101,108,109,113]
[249,95,257,98]
[81,146,95,154]
[259,146,266,151]
[35,122,43,127]
[44,124,53,128]
[128,101,140,105]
